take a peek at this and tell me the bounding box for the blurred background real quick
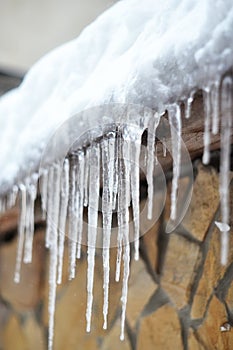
[0,0,116,74]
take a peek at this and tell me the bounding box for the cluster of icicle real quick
[0,75,232,350]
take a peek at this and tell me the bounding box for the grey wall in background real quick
[0,0,115,73]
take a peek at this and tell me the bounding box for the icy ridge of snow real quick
[0,0,233,193]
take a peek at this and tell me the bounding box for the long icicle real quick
[115,133,123,282]
[14,185,27,283]
[202,88,211,165]
[211,79,220,135]
[101,135,114,330]
[86,143,100,333]
[76,151,85,259]
[57,159,69,284]
[168,104,182,221]
[119,133,130,341]
[130,130,142,261]
[23,175,38,264]
[40,169,48,220]
[48,163,61,350]
[45,167,54,249]
[147,112,160,220]
[219,75,232,265]
[68,155,79,280]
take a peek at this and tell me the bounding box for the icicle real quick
[119,134,130,342]
[76,150,85,259]
[130,132,142,261]
[112,131,119,211]
[215,221,230,232]
[68,156,78,280]
[40,169,48,219]
[7,185,18,209]
[202,88,211,165]
[168,104,182,221]
[0,197,5,214]
[219,75,232,265]
[48,163,61,350]
[101,135,114,330]
[86,143,100,333]
[115,135,123,283]
[23,175,38,264]
[185,91,195,119]
[147,112,160,220]
[211,79,220,135]
[57,159,69,284]
[162,137,167,157]
[45,167,54,248]
[84,148,90,207]
[14,185,27,283]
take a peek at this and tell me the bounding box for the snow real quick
[0,0,233,349]
[0,0,233,195]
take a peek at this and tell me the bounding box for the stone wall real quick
[0,163,233,349]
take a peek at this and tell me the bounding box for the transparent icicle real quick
[101,135,114,330]
[45,167,54,248]
[40,169,48,220]
[112,131,119,211]
[84,148,90,207]
[162,137,167,157]
[119,135,130,341]
[219,76,232,265]
[7,185,18,209]
[202,88,211,165]
[115,135,124,283]
[76,151,85,259]
[57,159,69,284]
[24,175,38,264]
[86,144,100,333]
[68,156,78,280]
[147,112,160,220]
[0,197,5,214]
[48,163,61,350]
[211,79,220,135]
[185,91,195,119]
[168,104,182,221]
[130,132,142,261]
[14,185,27,283]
